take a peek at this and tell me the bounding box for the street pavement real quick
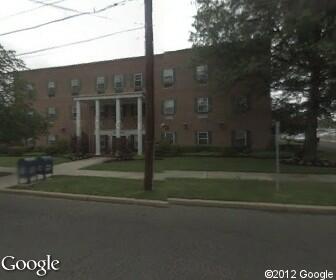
[0,193,335,280]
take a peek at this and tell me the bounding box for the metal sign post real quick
[275,121,280,192]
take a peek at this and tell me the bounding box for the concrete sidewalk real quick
[54,159,336,183]
[0,174,17,190]
[55,169,336,183]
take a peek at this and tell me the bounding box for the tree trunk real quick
[303,67,320,161]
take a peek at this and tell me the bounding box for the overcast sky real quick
[0,0,197,69]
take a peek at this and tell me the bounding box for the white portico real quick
[74,92,145,156]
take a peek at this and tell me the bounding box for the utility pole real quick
[144,0,154,191]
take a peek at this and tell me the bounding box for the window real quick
[96,76,106,93]
[100,105,108,119]
[48,81,56,97]
[47,135,56,145]
[232,129,250,148]
[47,107,57,119]
[233,95,250,113]
[134,73,143,91]
[162,68,175,88]
[71,106,76,120]
[196,97,210,113]
[26,138,35,148]
[162,132,176,144]
[71,79,80,95]
[111,105,116,120]
[114,74,124,92]
[130,103,137,116]
[27,83,34,93]
[122,104,127,119]
[197,131,211,145]
[196,65,208,83]
[162,99,176,115]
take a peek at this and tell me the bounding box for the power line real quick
[27,0,117,22]
[0,0,135,37]
[0,0,66,21]
[17,26,144,57]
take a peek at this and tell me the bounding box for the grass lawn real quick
[84,157,336,174]
[0,156,70,167]
[12,175,336,206]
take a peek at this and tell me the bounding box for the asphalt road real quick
[0,194,335,280]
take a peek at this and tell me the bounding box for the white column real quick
[137,97,143,155]
[75,100,81,138]
[95,100,101,156]
[116,98,121,139]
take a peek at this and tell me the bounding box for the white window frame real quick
[114,74,124,91]
[162,68,174,87]
[47,135,56,145]
[71,79,80,95]
[235,130,248,147]
[197,131,209,145]
[27,83,34,92]
[26,138,35,147]
[163,132,176,144]
[196,65,208,83]
[48,107,56,118]
[48,81,56,96]
[134,73,143,90]
[96,76,106,92]
[71,79,79,87]
[48,81,55,89]
[197,97,209,113]
[163,99,175,115]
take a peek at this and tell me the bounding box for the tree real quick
[191,0,336,160]
[0,43,48,145]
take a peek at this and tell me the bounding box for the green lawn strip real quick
[0,157,20,167]
[11,176,336,206]
[12,176,166,201]
[84,157,336,174]
[166,178,336,206]
[0,156,70,167]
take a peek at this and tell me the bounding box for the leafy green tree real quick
[191,0,336,160]
[0,44,48,145]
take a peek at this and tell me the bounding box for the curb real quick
[1,188,336,214]
[168,198,336,215]
[0,189,168,208]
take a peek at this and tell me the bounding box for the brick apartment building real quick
[22,48,272,155]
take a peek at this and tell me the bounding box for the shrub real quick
[0,144,9,155]
[24,152,46,157]
[45,139,71,155]
[70,133,90,155]
[178,145,223,154]
[7,146,29,156]
[221,147,239,157]
[155,142,181,158]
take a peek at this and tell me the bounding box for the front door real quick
[100,135,108,154]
